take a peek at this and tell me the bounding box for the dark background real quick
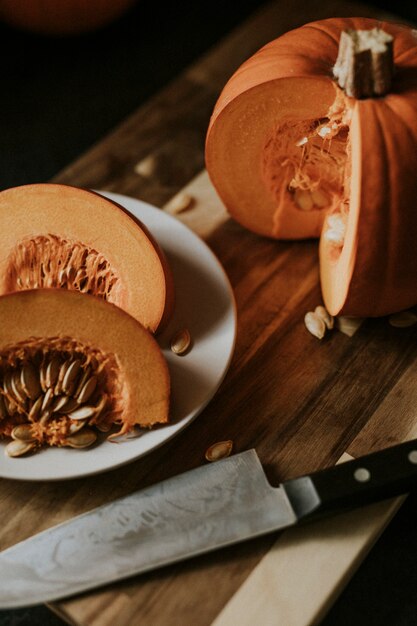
[0,1,417,624]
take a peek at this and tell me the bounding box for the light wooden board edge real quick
[212,453,405,626]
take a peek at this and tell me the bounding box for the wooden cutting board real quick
[1,0,416,624]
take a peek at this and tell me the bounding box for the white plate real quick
[0,191,236,481]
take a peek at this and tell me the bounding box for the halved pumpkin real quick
[206,17,417,317]
[0,183,174,332]
[0,289,170,454]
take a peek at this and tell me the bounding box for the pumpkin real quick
[0,289,170,454]
[205,17,417,317]
[0,184,174,333]
[0,0,137,36]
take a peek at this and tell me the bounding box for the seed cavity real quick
[0,337,122,457]
[264,114,350,218]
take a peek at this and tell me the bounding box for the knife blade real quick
[2,438,417,608]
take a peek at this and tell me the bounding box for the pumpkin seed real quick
[205,440,233,462]
[21,363,41,400]
[171,328,191,355]
[68,418,88,435]
[3,372,14,401]
[41,387,54,412]
[11,424,36,442]
[73,365,91,398]
[336,316,364,337]
[52,396,79,414]
[77,376,97,404]
[94,395,108,419]
[314,305,334,330]
[64,429,97,449]
[11,370,27,404]
[311,188,328,208]
[324,213,346,247]
[5,439,36,458]
[294,189,313,211]
[39,360,49,392]
[388,311,417,328]
[40,408,53,425]
[62,359,82,394]
[166,192,195,215]
[54,358,72,395]
[67,405,97,420]
[28,395,43,421]
[45,355,61,388]
[96,421,111,432]
[134,154,156,178]
[304,311,326,339]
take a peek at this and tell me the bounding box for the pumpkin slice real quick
[0,183,174,332]
[206,18,417,316]
[0,289,170,455]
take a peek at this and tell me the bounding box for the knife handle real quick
[283,438,417,521]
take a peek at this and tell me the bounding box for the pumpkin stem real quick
[333,28,394,98]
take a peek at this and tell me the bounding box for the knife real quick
[2,438,417,609]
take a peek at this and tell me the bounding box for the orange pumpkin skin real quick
[0,0,137,35]
[205,18,417,317]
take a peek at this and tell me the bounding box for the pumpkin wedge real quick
[0,183,174,332]
[0,289,170,455]
[206,17,417,317]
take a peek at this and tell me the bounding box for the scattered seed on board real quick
[205,440,233,462]
[388,311,417,328]
[336,316,364,337]
[166,192,195,214]
[134,154,157,178]
[314,305,334,330]
[304,311,326,340]
[170,328,191,355]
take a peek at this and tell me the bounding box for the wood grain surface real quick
[1,0,416,624]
